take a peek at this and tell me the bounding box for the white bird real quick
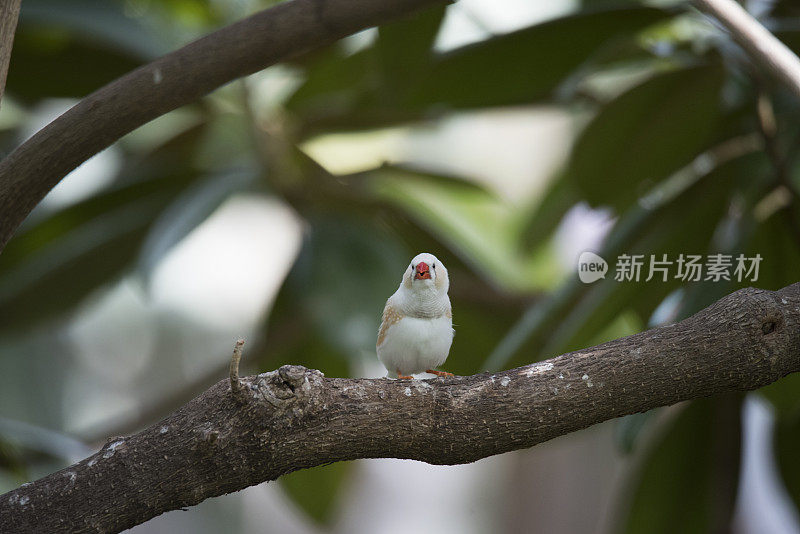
[377,252,454,379]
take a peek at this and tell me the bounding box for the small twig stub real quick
[229,339,245,395]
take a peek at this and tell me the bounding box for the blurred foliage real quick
[619,397,742,533]
[2,0,800,529]
[569,63,725,211]
[280,461,352,524]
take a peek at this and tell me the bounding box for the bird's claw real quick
[426,369,454,377]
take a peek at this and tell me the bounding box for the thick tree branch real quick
[0,0,21,107]
[692,0,800,99]
[2,283,800,533]
[0,0,446,253]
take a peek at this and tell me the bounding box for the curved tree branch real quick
[692,0,800,99]
[0,0,446,253]
[2,283,799,533]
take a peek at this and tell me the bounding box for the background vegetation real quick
[1,0,800,531]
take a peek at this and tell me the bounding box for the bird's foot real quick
[396,371,414,379]
[426,369,454,377]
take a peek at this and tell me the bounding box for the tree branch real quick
[692,0,800,99]
[2,283,800,533]
[0,0,21,108]
[0,0,446,253]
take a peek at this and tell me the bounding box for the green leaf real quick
[376,6,446,94]
[288,6,672,134]
[0,186,180,332]
[408,7,672,109]
[280,462,352,525]
[568,63,724,211]
[286,47,373,130]
[8,0,164,100]
[368,166,543,292]
[286,6,443,134]
[0,125,206,331]
[7,32,144,100]
[618,398,742,534]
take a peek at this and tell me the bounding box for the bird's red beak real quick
[414,262,431,280]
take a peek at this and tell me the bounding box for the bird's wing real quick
[377,303,403,348]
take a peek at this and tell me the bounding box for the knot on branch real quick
[278,365,307,389]
[249,365,323,408]
[735,287,789,340]
[696,286,788,337]
[702,284,800,381]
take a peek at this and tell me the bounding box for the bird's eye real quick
[432,263,436,269]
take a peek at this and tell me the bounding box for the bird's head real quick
[402,252,449,294]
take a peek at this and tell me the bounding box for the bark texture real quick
[0,0,446,253]
[0,0,21,107]
[1,283,800,533]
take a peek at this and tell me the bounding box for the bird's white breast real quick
[377,315,453,376]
